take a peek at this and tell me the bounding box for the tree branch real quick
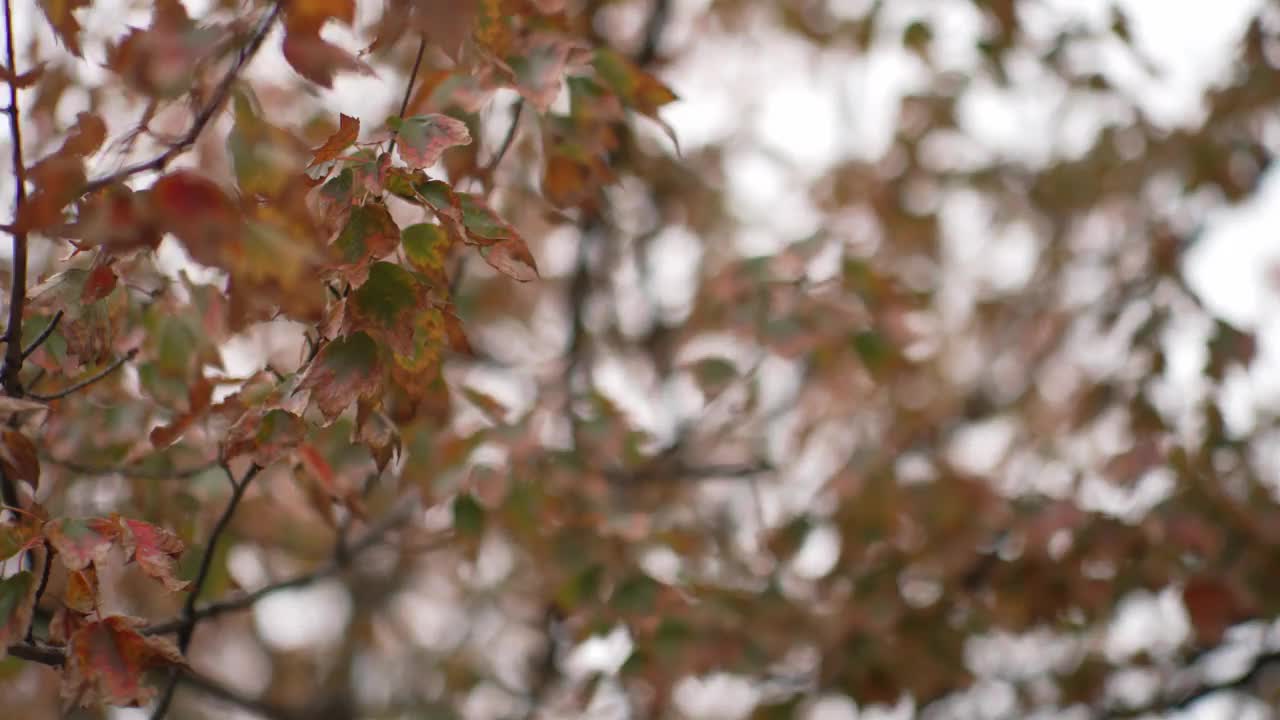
[80,2,282,196]
[21,310,60,358]
[175,669,298,720]
[7,640,63,666]
[480,99,523,188]
[26,540,52,641]
[26,349,136,401]
[144,503,420,637]
[387,34,427,156]
[0,0,29,397]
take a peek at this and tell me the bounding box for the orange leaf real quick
[65,566,98,614]
[64,615,185,708]
[0,61,45,89]
[310,113,360,167]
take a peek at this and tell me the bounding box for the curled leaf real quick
[64,615,185,708]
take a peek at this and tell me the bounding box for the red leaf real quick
[149,171,241,268]
[117,517,189,592]
[389,114,472,170]
[0,571,37,656]
[64,615,185,708]
[80,262,118,303]
[310,113,360,167]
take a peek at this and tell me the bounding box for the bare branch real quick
[26,349,137,401]
[7,641,63,666]
[80,2,282,196]
[480,99,524,189]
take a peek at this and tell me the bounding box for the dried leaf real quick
[0,430,40,490]
[38,0,91,57]
[65,566,98,614]
[64,615,185,707]
[117,517,189,592]
[283,24,375,88]
[223,408,306,465]
[480,238,539,281]
[388,114,472,170]
[310,113,360,167]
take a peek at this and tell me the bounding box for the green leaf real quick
[402,223,450,287]
[351,262,420,329]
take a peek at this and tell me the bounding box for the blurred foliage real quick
[0,0,1279,719]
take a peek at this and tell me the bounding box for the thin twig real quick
[481,99,524,187]
[26,349,137,401]
[81,2,282,196]
[151,462,262,720]
[25,540,52,642]
[387,34,427,156]
[7,641,63,666]
[0,0,29,397]
[21,310,61,358]
[144,503,420,636]
[176,669,298,720]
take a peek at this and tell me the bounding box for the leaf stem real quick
[387,34,427,156]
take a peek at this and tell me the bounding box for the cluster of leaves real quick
[4,0,1280,718]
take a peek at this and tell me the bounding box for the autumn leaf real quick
[117,517,189,592]
[0,572,37,656]
[347,262,451,397]
[44,517,118,572]
[299,332,383,422]
[310,113,360,167]
[356,399,400,473]
[509,34,591,112]
[295,442,365,518]
[402,223,451,288]
[65,184,161,254]
[0,429,40,491]
[65,566,98,614]
[80,262,118,304]
[480,239,539,281]
[282,23,374,88]
[0,512,45,562]
[148,171,241,268]
[349,149,391,196]
[223,408,306,466]
[38,0,91,57]
[412,0,476,60]
[388,114,472,170]
[64,615,185,708]
[457,192,519,244]
[331,202,400,269]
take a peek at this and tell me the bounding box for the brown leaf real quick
[0,62,45,89]
[480,238,539,282]
[283,24,375,89]
[38,0,91,57]
[310,113,360,167]
[389,114,472,170]
[64,615,185,708]
[412,0,476,60]
[356,399,399,473]
[223,408,306,466]
[0,571,37,656]
[0,430,40,491]
[65,566,98,614]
